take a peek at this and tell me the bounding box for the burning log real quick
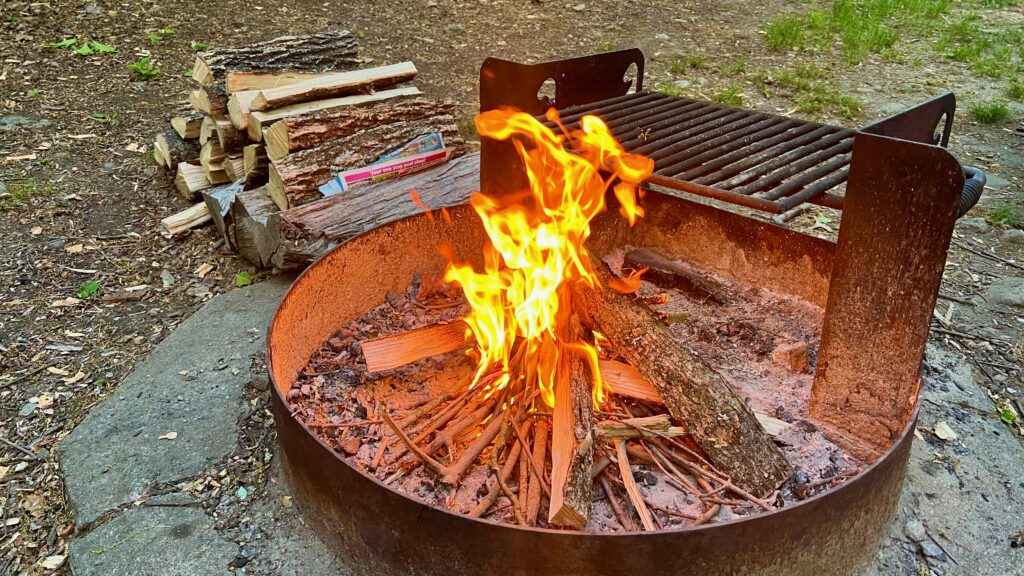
[624,248,729,304]
[270,152,477,269]
[579,264,793,498]
[249,62,418,111]
[548,351,594,529]
[191,31,361,96]
[266,101,465,209]
[524,418,548,526]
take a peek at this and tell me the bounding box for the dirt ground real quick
[1,0,1022,574]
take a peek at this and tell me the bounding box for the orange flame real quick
[443,108,653,408]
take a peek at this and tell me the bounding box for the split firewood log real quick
[267,100,465,209]
[192,31,360,97]
[230,187,279,268]
[243,144,268,184]
[175,162,215,200]
[155,128,200,169]
[170,113,205,139]
[270,152,478,270]
[249,61,417,111]
[548,349,594,529]
[201,181,244,246]
[264,97,456,161]
[579,263,793,498]
[161,202,210,235]
[246,86,421,141]
[189,88,227,116]
[216,119,247,153]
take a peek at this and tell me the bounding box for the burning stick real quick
[595,415,685,440]
[548,352,595,529]
[524,419,549,526]
[600,473,636,531]
[580,264,793,498]
[380,409,449,478]
[469,421,530,518]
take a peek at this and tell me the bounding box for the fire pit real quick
[267,51,980,575]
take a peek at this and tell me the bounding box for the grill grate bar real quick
[735,140,855,197]
[543,91,861,213]
[713,129,853,190]
[658,119,805,179]
[654,117,794,180]
[755,155,852,201]
[688,125,835,184]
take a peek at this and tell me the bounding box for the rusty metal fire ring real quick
[267,199,917,576]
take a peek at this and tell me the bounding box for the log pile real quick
[152,30,469,259]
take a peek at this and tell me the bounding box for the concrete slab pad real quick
[58,278,291,525]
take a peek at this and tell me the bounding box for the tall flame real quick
[443,108,653,408]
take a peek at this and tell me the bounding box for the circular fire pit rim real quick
[265,218,918,539]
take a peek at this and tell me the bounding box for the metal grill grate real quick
[544,91,855,213]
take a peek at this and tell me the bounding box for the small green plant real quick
[27,88,39,97]
[90,112,117,123]
[149,27,176,42]
[76,280,100,299]
[45,38,77,49]
[190,40,213,52]
[1,178,52,208]
[765,16,806,51]
[235,271,254,287]
[127,57,160,80]
[723,59,747,77]
[971,102,1010,124]
[713,86,746,106]
[986,204,1020,226]
[668,54,705,73]
[655,81,686,98]
[595,41,615,53]
[1008,78,1024,101]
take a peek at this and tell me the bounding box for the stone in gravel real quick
[18,402,37,417]
[58,278,291,525]
[919,540,948,562]
[0,115,51,131]
[160,269,176,288]
[44,238,65,250]
[986,277,1024,308]
[1000,228,1024,246]
[68,498,236,576]
[673,79,691,89]
[904,518,927,542]
[0,181,6,194]
[959,217,991,234]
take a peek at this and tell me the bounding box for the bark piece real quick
[171,113,205,139]
[580,264,793,498]
[548,350,595,529]
[250,62,417,111]
[229,187,279,268]
[246,86,421,141]
[270,152,477,269]
[155,128,201,169]
[267,100,465,208]
[624,248,729,304]
[192,31,360,94]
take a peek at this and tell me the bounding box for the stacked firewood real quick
[153,30,470,269]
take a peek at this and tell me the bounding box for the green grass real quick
[595,40,615,53]
[723,59,747,77]
[768,64,861,118]
[1008,78,1024,101]
[986,204,1022,227]
[765,16,807,51]
[1,178,53,208]
[668,54,706,74]
[971,102,1010,124]
[655,81,687,98]
[713,86,746,106]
